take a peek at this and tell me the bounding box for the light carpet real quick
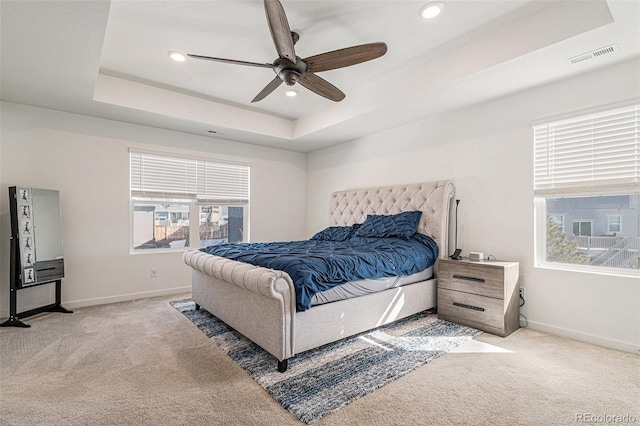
[170,298,481,424]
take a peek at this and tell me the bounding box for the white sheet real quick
[310,266,434,306]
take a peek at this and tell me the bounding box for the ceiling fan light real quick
[285,89,298,97]
[168,50,186,62]
[420,2,443,19]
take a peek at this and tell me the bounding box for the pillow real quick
[311,226,353,242]
[353,211,422,240]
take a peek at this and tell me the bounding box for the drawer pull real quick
[453,302,485,312]
[38,267,57,271]
[452,274,485,283]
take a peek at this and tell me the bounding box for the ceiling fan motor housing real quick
[274,57,307,86]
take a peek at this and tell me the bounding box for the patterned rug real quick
[170,299,480,424]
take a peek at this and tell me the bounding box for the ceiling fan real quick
[188,0,387,103]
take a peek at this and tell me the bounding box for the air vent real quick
[568,44,620,65]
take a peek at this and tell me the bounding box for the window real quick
[607,215,622,233]
[130,150,249,251]
[572,221,592,237]
[199,205,245,248]
[534,103,639,274]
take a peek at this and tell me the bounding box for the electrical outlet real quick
[519,287,525,299]
[150,268,158,278]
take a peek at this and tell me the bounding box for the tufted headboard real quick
[329,181,455,259]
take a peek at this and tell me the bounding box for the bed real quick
[183,180,455,372]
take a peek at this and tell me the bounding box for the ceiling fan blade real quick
[304,42,388,73]
[251,76,284,103]
[298,73,345,102]
[187,54,274,69]
[264,0,296,62]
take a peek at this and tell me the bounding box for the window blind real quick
[533,104,639,195]
[130,151,249,204]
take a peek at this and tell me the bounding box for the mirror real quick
[31,189,64,261]
[15,187,64,287]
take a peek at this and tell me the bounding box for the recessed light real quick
[419,1,443,19]
[168,50,186,62]
[285,89,298,97]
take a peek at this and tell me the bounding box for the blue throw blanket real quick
[200,233,439,311]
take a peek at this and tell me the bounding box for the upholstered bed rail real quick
[183,250,295,300]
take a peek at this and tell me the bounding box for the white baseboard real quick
[63,286,191,310]
[0,286,191,321]
[526,320,639,354]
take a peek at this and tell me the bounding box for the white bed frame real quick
[183,181,455,372]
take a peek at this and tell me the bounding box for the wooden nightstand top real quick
[438,258,518,269]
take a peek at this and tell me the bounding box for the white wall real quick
[0,103,306,315]
[307,59,640,353]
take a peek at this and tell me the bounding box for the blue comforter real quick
[201,234,438,311]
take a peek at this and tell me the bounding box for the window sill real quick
[535,262,640,279]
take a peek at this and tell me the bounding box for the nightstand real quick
[437,258,520,337]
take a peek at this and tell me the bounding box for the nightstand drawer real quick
[438,288,504,330]
[438,261,505,299]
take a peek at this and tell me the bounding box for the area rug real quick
[170,299,480,424]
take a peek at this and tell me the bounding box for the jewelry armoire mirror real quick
[2,186,71,327]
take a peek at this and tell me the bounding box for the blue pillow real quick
[311,226,353,242]
[353,211,422,240]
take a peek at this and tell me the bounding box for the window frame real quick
[607,215,622,234]
[129,150,250,254]
[533,102,640,278]
[571,220,593,237]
